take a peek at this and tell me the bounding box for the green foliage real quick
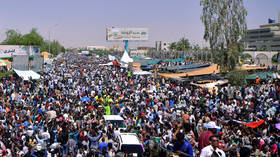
[200,0,247,69]
[0,71,14,78]
[95,50,108,56]
[272,54,279,63]
[169,38,192,51]
[1,30,22,45]
[49,40,65,56]
[241,53,252,60]
[21,28,44,46]
[257,45,267,51]
[227,70,248,86]
[1,28,65,56]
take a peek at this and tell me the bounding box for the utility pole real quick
[48,24,58,54]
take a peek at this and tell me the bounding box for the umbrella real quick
[81,97,90,102]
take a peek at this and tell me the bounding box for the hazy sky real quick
[0,0,279,48]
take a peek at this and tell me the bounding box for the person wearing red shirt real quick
[199,121,221,151]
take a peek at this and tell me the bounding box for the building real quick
[155,41,171,51]
[130,47,154,57]
[86,46,108,51]
[244,13,280,51]
[112,44,124,51]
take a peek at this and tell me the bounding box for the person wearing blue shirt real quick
[98,138,108,155]
[173,132,193,157]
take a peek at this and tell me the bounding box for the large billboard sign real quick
[106,27,148,41]
[0,45,40,58]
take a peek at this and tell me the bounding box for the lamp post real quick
[48,24,58,53]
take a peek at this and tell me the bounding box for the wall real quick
[13,55,29,70]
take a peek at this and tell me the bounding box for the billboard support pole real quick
[124,40,129,56]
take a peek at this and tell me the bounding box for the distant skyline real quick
[0,0,279,48]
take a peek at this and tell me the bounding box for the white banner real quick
[0,45,40,58]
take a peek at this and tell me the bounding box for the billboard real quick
[106,27,148,41]
[0,45,40,58]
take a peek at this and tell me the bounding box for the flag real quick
[242,120,265,128]
[232,119,265,128]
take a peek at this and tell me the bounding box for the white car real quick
[116,133,144,157]
[103,115,125,129]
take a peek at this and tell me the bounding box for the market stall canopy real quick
[246,72,277,80]
[0,59,7,66]
[236,65,267,71]
[158,64,220,78]
[41,52,51,60]
[133,57,146,60]
[14,69,41,80]
[121,50,133,63]
[163,58,185,62]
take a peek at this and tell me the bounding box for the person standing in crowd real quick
[200,135,226,157]
[0,52,279,156]
[173,132,194,157]
[199,121,220,151]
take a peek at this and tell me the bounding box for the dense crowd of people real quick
[0,52,279,157]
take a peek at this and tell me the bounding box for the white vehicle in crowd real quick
[116,133,144,157]
[103,115,126,130]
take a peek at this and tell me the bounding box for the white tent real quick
[14,69,41,80]
[121,50,133,63]
[133,71,152,75]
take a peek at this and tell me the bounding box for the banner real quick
[0,45,40,58]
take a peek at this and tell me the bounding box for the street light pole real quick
[48,24,58,53]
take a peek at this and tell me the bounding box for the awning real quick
[133,71,152,75]
[0,60,7,66]
[14,69,41,80]
[246,72,277,80]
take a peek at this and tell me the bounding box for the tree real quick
[192,44,201,52]
[258,45,267,51]
[176,38,192,51]
[200,0,247,70]
[1,29,23,45]
[21,28,44,46]
[227,70,248,86]
[1,28,65,56]
[49,40,65,56]
[169,38,192,51]
[169,42,177,51]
